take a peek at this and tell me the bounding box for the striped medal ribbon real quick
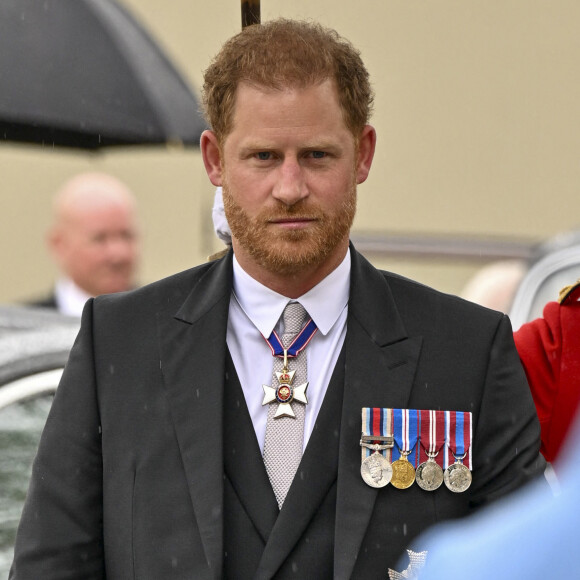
[416,410,445,491]
[443,411,473,493]
[360,407,394,488]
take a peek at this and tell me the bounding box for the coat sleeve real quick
[10,300,105,579]
[513,303,562,462]
[470,314,545,507]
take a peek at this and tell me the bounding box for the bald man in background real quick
[32,172,140,316]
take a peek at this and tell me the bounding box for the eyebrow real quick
[239,141,344,153]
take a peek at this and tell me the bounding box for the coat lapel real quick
[157,253,233,580]
[334,248,423,580]
[223,350,279,544]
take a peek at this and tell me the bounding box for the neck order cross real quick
[261,307,317,418]
[262,302,317,508]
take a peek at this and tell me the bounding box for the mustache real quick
[260,200,323,220]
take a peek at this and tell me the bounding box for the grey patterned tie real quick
[263,302,309,509]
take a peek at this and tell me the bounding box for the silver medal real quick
[361,451,393,488]
[443,461,472,493]
[416,458,444,491]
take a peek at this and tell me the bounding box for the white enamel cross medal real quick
[262,349,308,418]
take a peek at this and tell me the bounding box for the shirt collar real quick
[55,277,92,317]
[232,250,351,338]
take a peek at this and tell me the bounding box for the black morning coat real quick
[10,246,544,579]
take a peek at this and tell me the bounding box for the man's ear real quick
[46,227,67,268]
[201,130,224,186]
[356,125,377,185]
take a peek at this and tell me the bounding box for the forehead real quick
[66,203,135,234]
[225,79,352,145]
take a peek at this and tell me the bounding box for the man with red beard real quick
[11,19,544,580]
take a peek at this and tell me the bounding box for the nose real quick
[106,233,136,264]
[271,157,309,206]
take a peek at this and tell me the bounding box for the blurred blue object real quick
[411,414,580,579]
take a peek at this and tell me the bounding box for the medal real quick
[360,407,394,488]
[416,409,444,491]
[262,351,308,418]
[391,453,416,489]
[391,409,418,489]
[359,407,474,493]
[261,317,317,419]
[444,454,472,493]
[416,454,444,491]
[360,445,393,488]
[443,411,473,493]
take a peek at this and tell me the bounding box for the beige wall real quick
[2,0,580,304]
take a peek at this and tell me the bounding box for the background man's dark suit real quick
[11,248,543,579]
[27,292,58,309]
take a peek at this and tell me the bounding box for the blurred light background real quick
[2,0,579,304]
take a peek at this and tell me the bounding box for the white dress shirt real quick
[54,277,92,317]
[227,251,350,452]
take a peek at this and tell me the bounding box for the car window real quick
[0,388,57,576]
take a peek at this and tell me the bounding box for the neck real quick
[232,240,349,299]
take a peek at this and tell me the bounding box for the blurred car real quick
[510,240,580,330]
[0,306,79,576]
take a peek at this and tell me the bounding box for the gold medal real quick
[390,453,415,489]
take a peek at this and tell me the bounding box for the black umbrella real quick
[0,0,206,149]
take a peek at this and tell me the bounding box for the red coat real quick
[514,281,580,463]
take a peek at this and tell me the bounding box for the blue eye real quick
[257,152,271,160]
[311,151,326,159]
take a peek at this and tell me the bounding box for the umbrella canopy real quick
[0,0,206,149]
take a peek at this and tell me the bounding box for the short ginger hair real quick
[202,19,374,144]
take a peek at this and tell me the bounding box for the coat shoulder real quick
[381,269,505,327]
[92,258,226,319]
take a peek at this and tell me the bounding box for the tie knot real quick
[282,302,307,340]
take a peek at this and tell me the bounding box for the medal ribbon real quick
[392,408,419,467]
[444,411,472,470]
[264,318,318,358]
[361,407,393,461]
[418,409,446,467]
